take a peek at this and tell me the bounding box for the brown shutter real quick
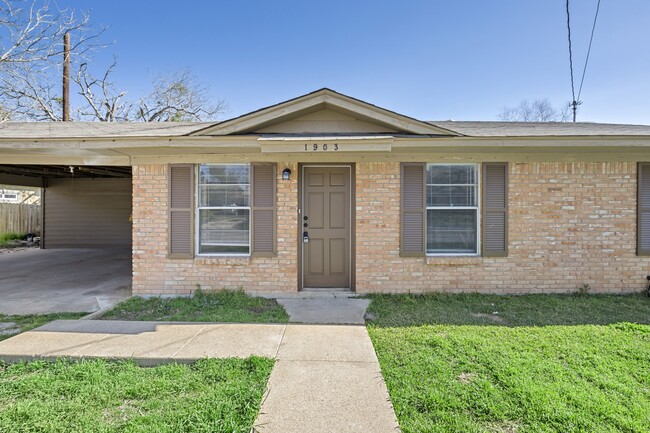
[638,163,650,255]
[251,163,277,257]
[400,163,425,257]
[168,164,194,258]
[482,162,508,257]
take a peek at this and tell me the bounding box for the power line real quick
[566,0,579,122]
[566,0,602,122]
[577,0,602,101]
[566,0,576,104]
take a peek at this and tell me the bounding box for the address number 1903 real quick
[304,143,339,151]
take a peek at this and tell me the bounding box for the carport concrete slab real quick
[0,248,131,315]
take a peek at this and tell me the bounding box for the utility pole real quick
[571,99,581,122]
[62,31,70,121]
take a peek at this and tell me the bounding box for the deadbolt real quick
[304,216,308,220]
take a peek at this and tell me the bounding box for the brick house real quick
[1,88,650,294]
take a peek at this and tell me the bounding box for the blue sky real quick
[62,1,650,124]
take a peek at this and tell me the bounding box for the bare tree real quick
[0,0,104,120]
[74,60,130,121]
[498,99,571,122]
[0,1,225,122]
[0,103,9,122]
[135,71,227,122]
[73,65,227,122]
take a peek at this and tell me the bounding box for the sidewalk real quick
[0,320,400,433]
[253,324,399,433]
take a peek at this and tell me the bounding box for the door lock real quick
[303,231,309,243]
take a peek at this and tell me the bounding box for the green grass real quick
[366,292,650,327]
[367,294,650,433]
[0,232,23,247]
[101,289,289,323]
[0,357,274,433]
[0,312,86,341]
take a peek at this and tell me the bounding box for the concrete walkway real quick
[253,324,399,433]
[276,296,371,324]
[0,320,400,432]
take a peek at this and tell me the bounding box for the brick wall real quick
[132,164,298,295]
[132,161,649,295]
[356,161,649,294]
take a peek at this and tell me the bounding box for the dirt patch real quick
[471,312,505,323]
[484,421,523,433]
[456,372,477,384]
[0,240,39,255]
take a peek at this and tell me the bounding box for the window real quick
[197,164,250,255]
[426,164,479,254]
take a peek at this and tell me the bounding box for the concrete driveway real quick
[0,248,131,315]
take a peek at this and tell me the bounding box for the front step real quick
[300,287,353,293]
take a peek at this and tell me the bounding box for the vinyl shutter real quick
[400,163,425,257]
[482,162,508,257]
[638,163,650,255]
[251,163,277,257]
[168,164,194,258]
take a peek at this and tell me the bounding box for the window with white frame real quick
[426,164,479,254]
[197,164,250,255]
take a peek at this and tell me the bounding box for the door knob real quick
[303,231,309,243]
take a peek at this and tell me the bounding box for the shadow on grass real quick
[365,293,650,328]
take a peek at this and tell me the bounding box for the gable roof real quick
[0,89,650,141]
[190,88,460,136]
[1,119,650,141]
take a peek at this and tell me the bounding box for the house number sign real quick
[258,142,391,153]
[304,143,339,151]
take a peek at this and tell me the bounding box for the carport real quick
[0,164,133,314]
[0,164,132,248]
[0,121,211,311]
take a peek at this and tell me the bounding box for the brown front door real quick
[302,166,351,288]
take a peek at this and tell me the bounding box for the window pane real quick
[427,165,476,185]
[199,184,249,207]
[199,165,249,185]
[199,209,249,254]
[427,185,476,206]
[427,209,477,254]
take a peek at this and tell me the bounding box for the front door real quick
[301,166,351,289]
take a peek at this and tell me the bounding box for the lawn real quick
[367,293,650,433]
[0,312,87,342]
[0,357,274,433]
[101,289,289,323]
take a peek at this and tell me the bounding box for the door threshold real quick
[301,287,353,293]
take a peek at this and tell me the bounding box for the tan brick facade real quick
[132,161,649,295]
[132,163,299,295]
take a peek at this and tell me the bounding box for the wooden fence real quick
[0,203,41,234]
